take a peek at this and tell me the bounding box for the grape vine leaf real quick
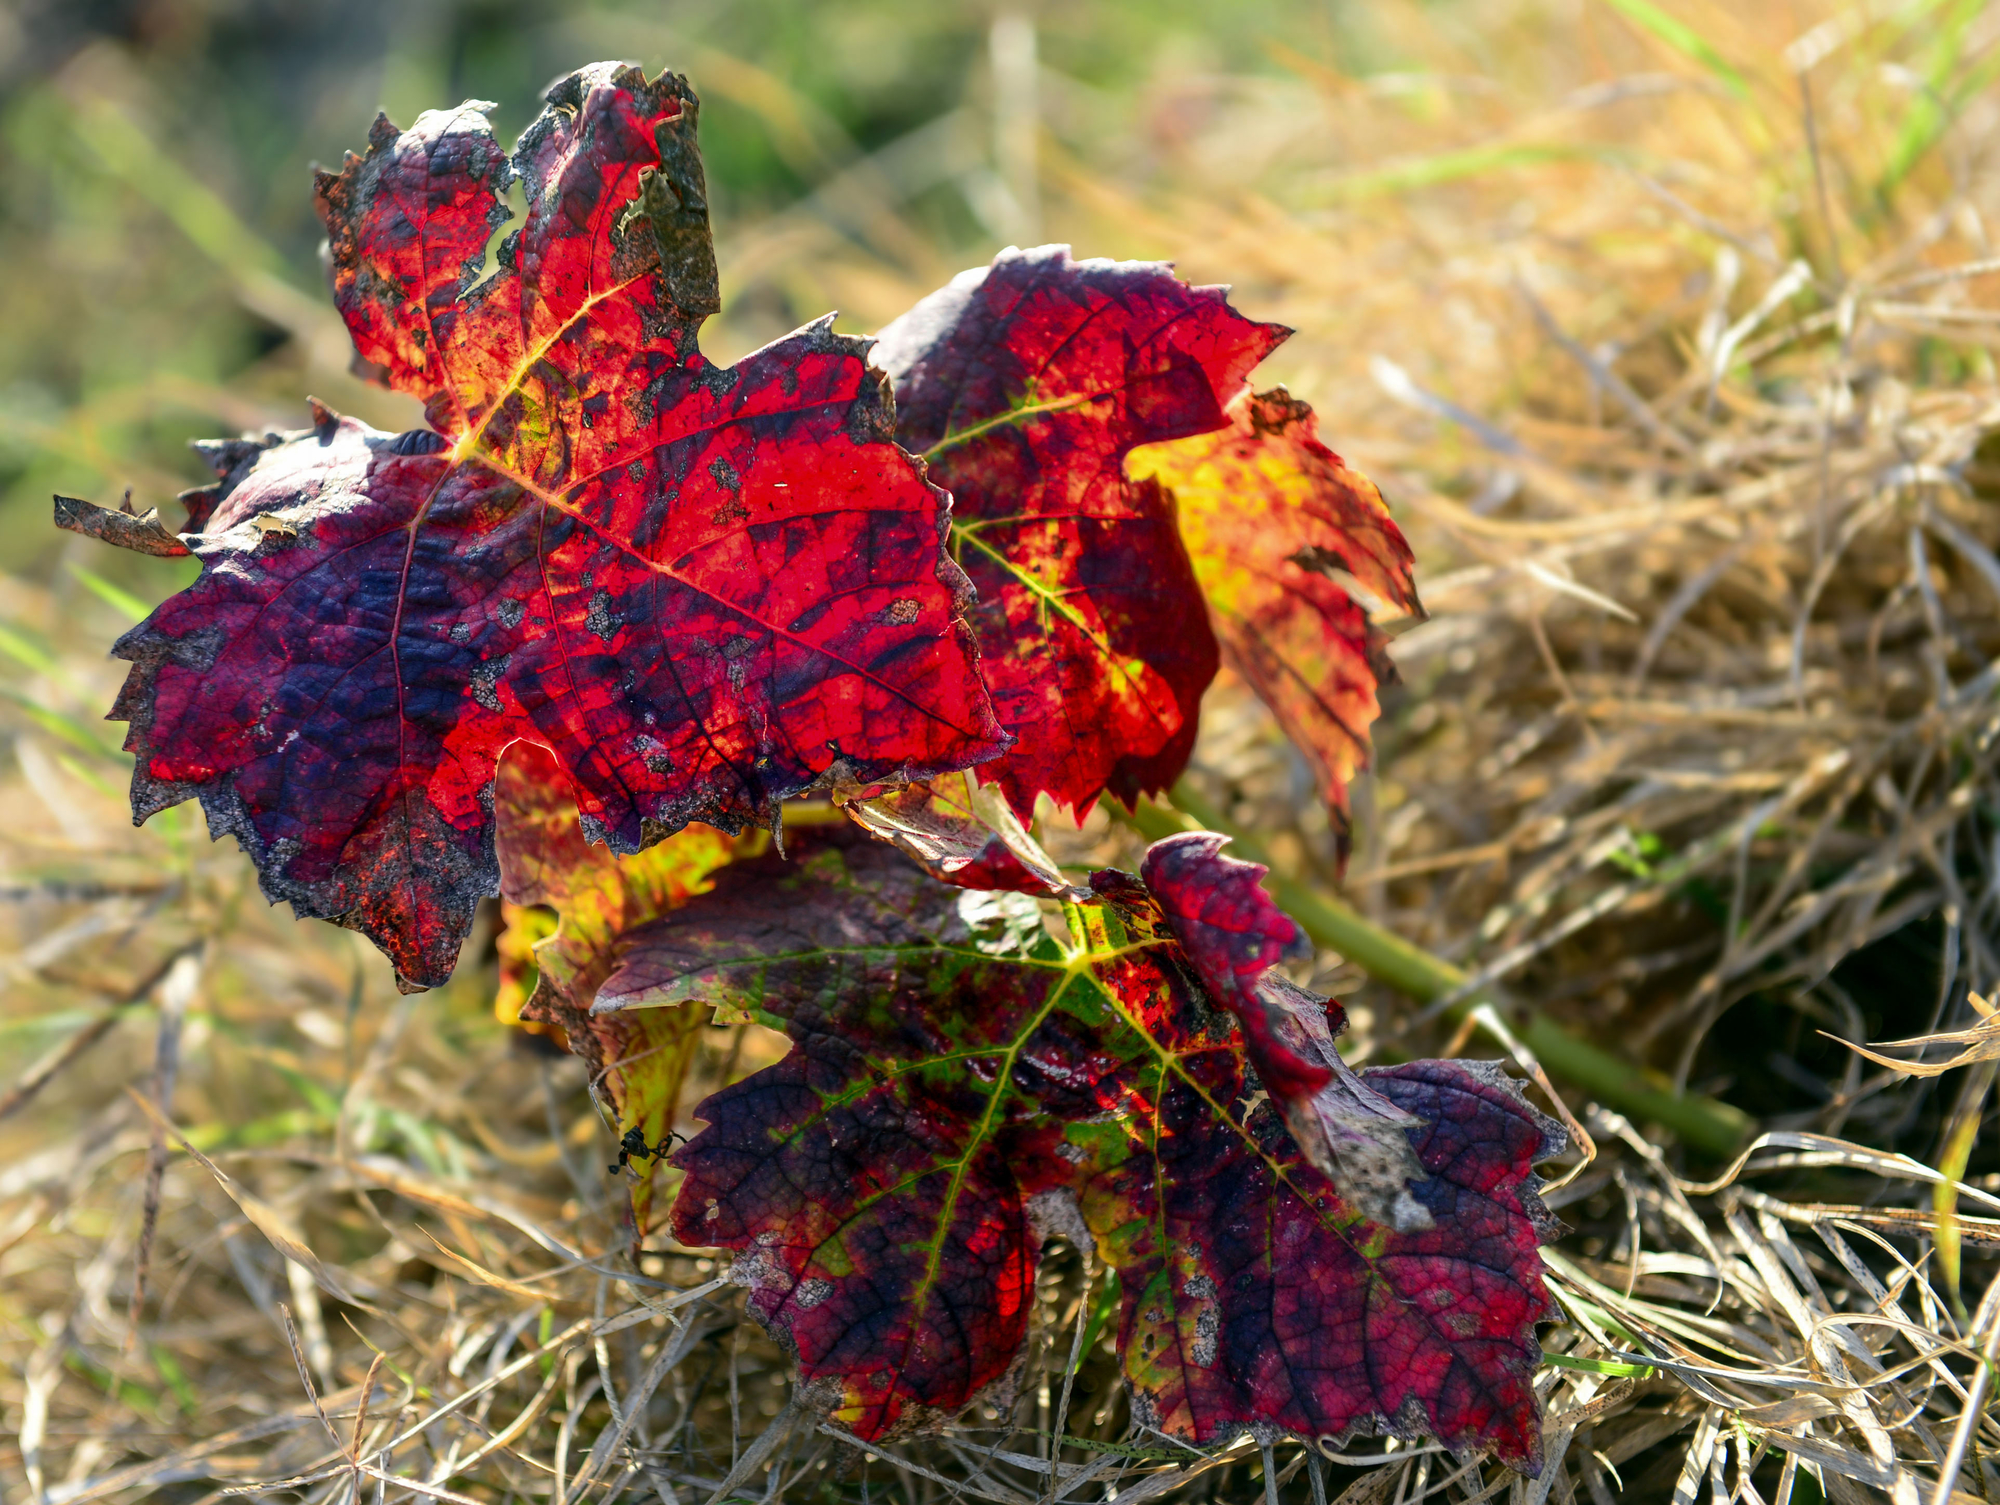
[650,834,1562,1469]
[62,62,1004,988]
[1128,388,1421,846]
[494,741,747,1232]
[1135,832,1433,1234]
[872,246,1285,822]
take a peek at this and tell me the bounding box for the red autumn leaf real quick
[1137,830,1324,1095]
[494,741,745,1233]
[657,834,1562,1469]
[1090,1051,1561,1470]
[67,63,1003,988]
[1125,832,1434,1233]
[873,246,1285,821]
[1129,387,1421,846]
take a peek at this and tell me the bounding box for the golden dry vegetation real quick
[7,1,2000,1500]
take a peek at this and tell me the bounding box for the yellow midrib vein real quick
[921,392,1094,461]
[954,529,1178,735]
[446,265,653,469]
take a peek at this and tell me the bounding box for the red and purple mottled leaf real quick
[1129,388,1421,848]
[1134,832,1433,1232]
[75,64,1004,988]
[647,838,1064,1436]
[872,246,1285,821]
[1083,1046,1562,1468]
[658,835,1563,1468]
[1139,830,1324,1098]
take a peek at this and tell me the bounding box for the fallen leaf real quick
[652,835,1562,1469]
[1128,388,1421,849]
[75,64,1004,989]
[873,246,1284,821]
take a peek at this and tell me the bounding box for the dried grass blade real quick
[816,1427,1034,1505]
[122,1087,378,1310]
[279,1302,344,1452]
[1681,1131,2000,1215]
[45,1410,328,1505]
[0,1010,122,1122]
[1743,1190,2000,1249]
[1929,1277,2000,1505]
[418,1228,573,1304]
[424,1354,566,1484]
[699,1398,802,1505]
[1669,1408,1720,1505]
[563,1299,711,1504]
[127,950,200,1335]
[1746,1427,1898,1490]
[369,1316,592,1455]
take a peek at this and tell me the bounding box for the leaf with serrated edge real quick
[495,741,745,1233]
[91,63,1004,988]
[657,834,1562,1469]
[873,246,1285,822]
[1135,831,1433,1234]
[1128,388,1420,852]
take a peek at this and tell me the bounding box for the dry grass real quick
[7,0,2000,1500]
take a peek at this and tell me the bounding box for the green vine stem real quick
[1126,784,1754,1158]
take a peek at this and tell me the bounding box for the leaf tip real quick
[53,493,190,560]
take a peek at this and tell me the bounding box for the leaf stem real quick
[1125,785,1753,1158]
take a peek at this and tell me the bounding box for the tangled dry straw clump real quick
[9,2,2000,1502]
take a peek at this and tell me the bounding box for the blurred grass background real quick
[9,0,2000,1501]
[0,0,1368,561]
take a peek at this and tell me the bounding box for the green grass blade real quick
[1541,1351,1657,1378]
[0,686,125,760]
[0,621,61,677]
[1881,0,1996,195]
[67,563,151,624]
[54,750,123,800]
[150,1345,201,1414]
[67,96,290,280]
[1071,1269,1120,1376]
[1303,142,1616,203]
[1603,0,1751,100]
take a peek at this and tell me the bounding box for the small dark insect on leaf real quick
[495,741,745,1232]
[608,1124,684,1175]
